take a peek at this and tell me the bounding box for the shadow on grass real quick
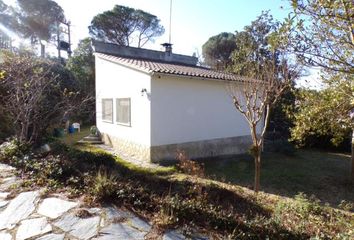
[49,143,309,239]
[200,150,354,209]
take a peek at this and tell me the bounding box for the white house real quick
[93,41,256,162]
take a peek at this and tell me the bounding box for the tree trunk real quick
[254,149,261,192]
[40,43,45,58]
[351,130,354,181]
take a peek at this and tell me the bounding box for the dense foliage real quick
[17,0,65,43]
[0,0,16,50]
[202,32,236,70]
[230,12,283,77]
[0,0,66,55]
[66,38,96,124]
[0,51,79,144]
[89,5,164,47]
[281,1,354,170]
[284,0,354,74]
[290,73,353,148]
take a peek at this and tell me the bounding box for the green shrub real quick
[90,167,118,201]
[29,155,65,180]
[274,193,321,224]
[338,200,354,212]
[273,193,353,239]
[90,125,98,135]
[0,138,31,162]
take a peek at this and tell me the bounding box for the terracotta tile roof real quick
[96,53,254,82]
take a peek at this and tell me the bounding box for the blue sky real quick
[4,0,292,54]
[53,0,292,55]
[4,0,318,87]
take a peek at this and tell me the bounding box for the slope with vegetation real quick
[0,139,352,239]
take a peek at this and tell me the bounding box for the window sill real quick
[102,120,113,124]
[116,122,131,127]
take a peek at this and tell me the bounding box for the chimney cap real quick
[161,43,173,53]
[161,43,173,47]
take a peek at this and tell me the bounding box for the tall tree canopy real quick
[282,0,354,74]
[0,0,20,44]
[89,5,164,47]
[0,0,65,55]
[231,12,281,77]
[17,0,65,43]
[67,38,95,95]
[0,7,13,50]
[0,0,17,28]
[202,32,236,70]
[230,12,298,134]
[66,38,95,123]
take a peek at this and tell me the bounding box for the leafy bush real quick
[338,200,354,212]
[0,138,31,162]
[90,167,118,200]
[289,82,352,152]
[273,193,352,239]
[90,126,98,135]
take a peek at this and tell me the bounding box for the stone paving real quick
[0,163,204,240]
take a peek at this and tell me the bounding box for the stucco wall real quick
[150,74,253,146]
[95,57,263,162]
[95,56,151,147]
[150,135,252,162]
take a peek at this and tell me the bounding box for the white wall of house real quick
[95,56,152,146]
[150,74,254,146]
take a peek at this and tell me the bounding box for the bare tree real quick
[0,51,92,144]
[227,59,296,192]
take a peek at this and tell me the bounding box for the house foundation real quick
[150,135,252,162]
[101,133,252,163]
[100,133,151,162]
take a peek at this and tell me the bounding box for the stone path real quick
[0,163,206,240]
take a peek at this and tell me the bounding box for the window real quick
[116,98,131,125]
[102,98,113,123]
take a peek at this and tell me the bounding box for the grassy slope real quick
[202,150,353,207]
[71,135,352,208]
[51,136,353,238]
[58,127,91,146]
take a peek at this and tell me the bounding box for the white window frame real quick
[101,98,113,123]
[116,98,131,126]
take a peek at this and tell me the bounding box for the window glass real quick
[102,98,113,123]
[116,98,131,125]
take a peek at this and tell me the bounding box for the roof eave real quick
[151,72,239,83]
[94,53,154,76]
